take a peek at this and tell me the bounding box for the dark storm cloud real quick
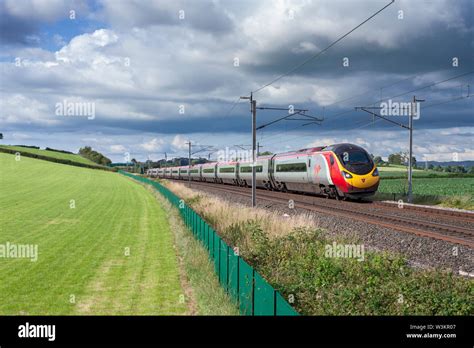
[0,5,39,45]
[243,4,473,80]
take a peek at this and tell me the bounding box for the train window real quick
[203,168,215,173]
[190,169,199,173]
[219,167,235,173]
[240,166,263,173]
[181,170,187,174]
[276,163,307,172]
[330,155,334,165]
[342,151,371,164]
[172,170,178,173]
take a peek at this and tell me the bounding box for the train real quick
[146,143,380,199]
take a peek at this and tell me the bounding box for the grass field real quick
[377,165,471,178]
[0,153,187,315]
[376,164,474,209]
[378,166,425,178]
[378,177,474,196]
[0,145,97,166]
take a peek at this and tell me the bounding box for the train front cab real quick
[325,144,380,199]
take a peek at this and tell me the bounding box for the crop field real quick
[378,165,423,177]
[377,165,466,179]
[0,153,187,315]
[378,177,474,196]
[0,145,97,166]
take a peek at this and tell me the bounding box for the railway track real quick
[166,179,474,248]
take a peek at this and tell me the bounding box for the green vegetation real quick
[223,223,473,315]
[376,164,474,209]
[438,195,474,210]
[78,146,112,166]
[387,152,416,166]
[0,145,97,166]
[167,182,473,316]
[0,153,186,315]
[378,177,474,197]
[149,188,239,315]
[378,164,474,179]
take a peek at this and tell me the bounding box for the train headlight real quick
[341,170,352,179]
[372,168,379,177]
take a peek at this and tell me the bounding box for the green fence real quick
[119,171,299,316]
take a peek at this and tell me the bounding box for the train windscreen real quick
[334,145,374,175]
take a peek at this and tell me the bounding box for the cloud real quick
[0,0,89,45]
[140,138,165,152]
[109,144,127,154]
[171,134,188,151]
[55,29,119,64]
[0,0,472,162]
[98,0,235,33]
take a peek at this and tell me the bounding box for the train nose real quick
[352,171,379,189]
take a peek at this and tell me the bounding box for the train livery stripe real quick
[324,152,349,193]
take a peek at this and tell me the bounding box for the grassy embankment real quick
[163,180,473,316]
[0,145,97,165]
[0,145,115,171]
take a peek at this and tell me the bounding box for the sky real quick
[0,0,473,163]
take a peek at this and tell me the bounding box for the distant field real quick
[378,177,474,196]
[0,153,186,315]
[0,145,97,166]
[377,165,461,178]
[377,165,418,173]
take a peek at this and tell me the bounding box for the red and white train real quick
[147,143,380,199]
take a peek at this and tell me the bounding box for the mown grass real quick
[147,187,239,315]
[0,153,186,315]
[164,180,474,316]
[0,145,97,166]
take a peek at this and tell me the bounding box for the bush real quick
[45,147,74,154]
[13,145,40,149]
[78,146,112,166]
[220,220,473,315]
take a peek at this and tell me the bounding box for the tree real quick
[78,146,112,166]
[454,165,466,173]
[373,156,383,164]
[388,153,402,165]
